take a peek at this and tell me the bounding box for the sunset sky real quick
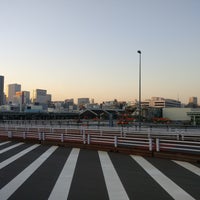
[0,0,199,104]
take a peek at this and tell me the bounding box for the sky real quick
[0,0,199,104]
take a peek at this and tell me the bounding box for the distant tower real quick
[0,75,4,105]
[189,97,198,105]
[7,83,21,103]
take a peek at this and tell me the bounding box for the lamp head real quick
[137,50,141,54]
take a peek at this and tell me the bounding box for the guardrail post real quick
[23,132,26,139]
[87,134,90,145]
[135,125,137,131]
[83,130,86,144]
[124,130,126,137]
[176,134,179,140]
[156,138,160,152]
[114,136,118,147]
[148,127,152,134]
[149,138,152,151]
[120,127,123,137]
[38,132,42,141]
[8,131,12,138]
[181,134,184,141]
[100,129,103,136]
[61,133,64,142]
[42,132,45,141]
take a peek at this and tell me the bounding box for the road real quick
[0,140,199,200]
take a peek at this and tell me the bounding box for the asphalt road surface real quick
[0,140,199,200]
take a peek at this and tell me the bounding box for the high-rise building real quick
[7,83,21,103]
[33,89,51,104]
[0,75,4,105]
[189,97,198,105]
[14,91,30,105]
[13,91,30,111]
[186,97,198,108]
[22,91,31,104]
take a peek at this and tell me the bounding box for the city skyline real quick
[1,0,200,104]
[2,78,198,105]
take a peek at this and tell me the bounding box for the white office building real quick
[142,97,181,108]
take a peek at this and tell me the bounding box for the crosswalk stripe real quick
[173,160,200,176]
[131,155,196,200]
[48,148,80,200]
[0,141,11,146]
[0,142,24,154]
[98,151,129,200]
[0,144,40,170]
[0,141,198,199]
[0,145,58,200]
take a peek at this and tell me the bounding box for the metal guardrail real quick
[156,138,200,153]
[0,126,200,155]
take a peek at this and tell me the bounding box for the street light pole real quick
[137,50,142,129]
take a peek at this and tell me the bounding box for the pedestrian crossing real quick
[172,160,200,176]
[0,140,199,200]
[99,151,129,200]
[48,148,79,200]
[132,156,195,200]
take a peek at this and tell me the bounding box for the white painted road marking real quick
[0,141,11,146]
[173,160,200,176]
[98,151,129,200]
[0,146,58,200]
[0,143,23,154]
[48,148,80,200]
[0,144,40,169]
[132,155,195,200]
